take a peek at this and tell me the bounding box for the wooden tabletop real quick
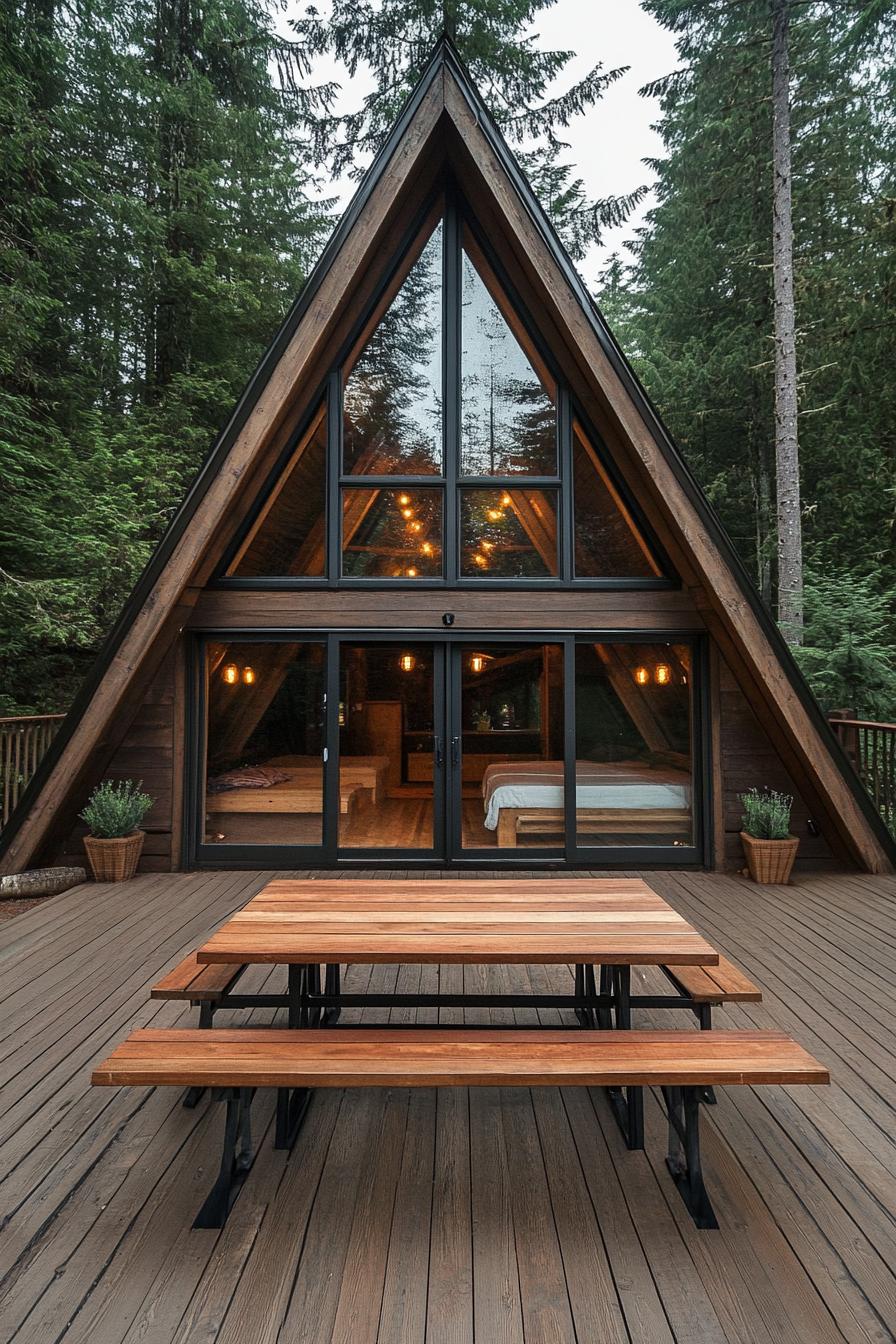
[196,878,719,967]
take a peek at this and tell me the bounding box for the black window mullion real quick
[444,193,460,585]
[327,371,341,584]
[558,387,573,583]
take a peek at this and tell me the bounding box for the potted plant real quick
[81,780,153,882]
[739,787,799,884]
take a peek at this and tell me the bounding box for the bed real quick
[205,755,389,822]
[481,760,692,847]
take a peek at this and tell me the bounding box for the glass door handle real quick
[435,738,444,767]
[450,736,460,767]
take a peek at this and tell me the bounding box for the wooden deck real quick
[1,868,895,1343]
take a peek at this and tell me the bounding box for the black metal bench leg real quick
[274,1086,313,1149]
[697,1004,717,1105]
[662,1085,718,1229]
[183,1000,215,1109]
[574,964,589,1025]
[193,1087,255,1229]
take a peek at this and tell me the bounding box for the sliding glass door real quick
[191,633,705,866]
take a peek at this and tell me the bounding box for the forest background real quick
[2,0,894,718]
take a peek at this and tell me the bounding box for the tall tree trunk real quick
[771,0,803,645]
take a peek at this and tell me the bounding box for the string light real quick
[421,541,433,556]
[486,508,503,522]
[406,566,418,577]
[473,553,489,569]
[501,492,512,507]
[397,493,410,506]
[401,507,414,520]
[409,520,423,532]
[481,540,494,551]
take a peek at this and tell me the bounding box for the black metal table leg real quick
[606,964,644,1150]
[324,963,341,1023]
[275,1086,314,1149]
[288,963,305,1028]
[193,1087,254,1229]
[183,1000,215,1109]
[662,1085,718,1228]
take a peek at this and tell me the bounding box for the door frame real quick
[185,628,711,869]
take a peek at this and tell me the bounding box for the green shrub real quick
[739,787,793,840]
[80,779,153,838]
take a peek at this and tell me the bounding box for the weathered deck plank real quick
[0,867,894,1344]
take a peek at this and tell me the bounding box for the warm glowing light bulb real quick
[655,663,672,686]
[633,666,649,686]
[242,666,255,685]
[473,552,489,568]
[501,493,512,507]
[398,493,411,506]
[486,508,503,522]
[399,653,416,672]
[421,541,433,555]
[470,654,486,673]
[409,520,423,532]
[402,507,414,520]
[406,566,418,577]
[481,539,494,551]
[222,663,239,685]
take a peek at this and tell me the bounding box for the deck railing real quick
[828,713,896,833]
[1,714,65,830]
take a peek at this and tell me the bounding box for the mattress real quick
[482,760,691,831]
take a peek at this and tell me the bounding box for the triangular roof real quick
[3,38,893,874]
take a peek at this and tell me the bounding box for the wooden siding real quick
[1,867,895,1342]
[716,653,834,868]
[61,650,180,872]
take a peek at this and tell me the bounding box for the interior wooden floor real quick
[2,866,895,1343]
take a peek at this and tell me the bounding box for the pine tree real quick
[291,1,646,259]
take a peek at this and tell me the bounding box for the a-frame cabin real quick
[2,41,892,877]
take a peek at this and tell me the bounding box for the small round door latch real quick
[442,612,455,626]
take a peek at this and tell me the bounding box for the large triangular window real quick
[220,196,668,586]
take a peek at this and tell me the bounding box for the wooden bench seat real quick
[151,953,246,1005]
[664,956,762,1005]
[92,1026,827,1230]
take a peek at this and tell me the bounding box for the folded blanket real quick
[207,765,291,794]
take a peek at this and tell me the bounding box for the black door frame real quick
[185,628,710,870]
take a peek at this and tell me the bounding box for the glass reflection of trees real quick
[344,223,443,475]
[460,253,555,477]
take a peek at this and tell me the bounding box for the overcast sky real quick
[289,0,679,289]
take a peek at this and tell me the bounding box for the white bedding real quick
[482,760,690,831]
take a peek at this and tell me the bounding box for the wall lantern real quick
[222,663,239,685]
[469,654,487,674]
[633,665,650,686]
[242,666,256,685]
[655,663,672,686]
[399,653,416,673]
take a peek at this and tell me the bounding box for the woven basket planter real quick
[740,832,799,885]
[83,831,145,882]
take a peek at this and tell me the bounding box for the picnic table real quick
[196,877,720,1149]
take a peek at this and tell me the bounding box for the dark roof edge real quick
[0,44,447,863]
[440,40,896,864]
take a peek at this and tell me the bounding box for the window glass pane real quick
[344,222,442,474]
[226,407,325,577]
[460,644,564,849]
[342,487,442,578]
[461,250,556,476]
[339,643,435,849]
[573,421,662,578]
[204,641,325,847]
[574,642,693,847]
[460,488,558,578]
